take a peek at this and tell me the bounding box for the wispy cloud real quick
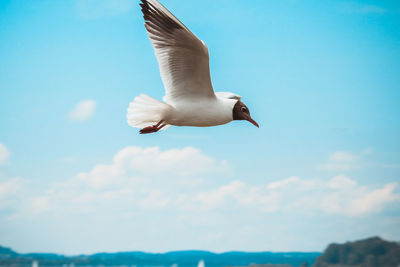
[0,177,25,211]
[317,151,361,171]
[338,2,387,15]
[76,0,134,20]
[0,143,10,165]
[317,149,399,171]
[68,100,96,122]
[190,175,400,216]
[0,178,23,200]
[9,146,397,218]
[22,146,229,214]
[56,156,78,164]
[71,146,229,190]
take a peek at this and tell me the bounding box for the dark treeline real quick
[314,237,400,267]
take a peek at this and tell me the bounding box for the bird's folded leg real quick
[139,120,165,134]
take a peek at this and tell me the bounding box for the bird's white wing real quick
[140,0,216,103]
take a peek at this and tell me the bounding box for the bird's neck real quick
[216,97,238,119]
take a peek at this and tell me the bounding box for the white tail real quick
[126,94,171,129]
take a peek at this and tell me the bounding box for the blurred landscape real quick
[1,237,399,267]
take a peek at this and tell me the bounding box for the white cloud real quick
[76,0,134,19]
[30,196,51,214]
[190,175,400,217]
[348,183,400,216]
[321,178,400,216]
[318,149,400,171]
[0,177,25,210]
[11,144,398,218]
[0,178,23,200]
[0,143,10,165]
[68,100,96,121]
[72,146,228,190]
[139,190,170,209]
[328,174,357,190]
[2,145,397,222]
[194,181,280,212]
[318,151,360,171]
[267,176,301,189]
[330,151,359,162]
[26,146,229,215]
[339,2,387,14]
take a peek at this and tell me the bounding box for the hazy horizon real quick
[3,243,327,254]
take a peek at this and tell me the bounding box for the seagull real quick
[127,0,259,134]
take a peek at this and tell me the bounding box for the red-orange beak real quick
[247,117,259,128]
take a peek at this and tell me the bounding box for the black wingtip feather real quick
[139,0,183,36]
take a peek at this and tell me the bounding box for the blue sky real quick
[0,0,400,255]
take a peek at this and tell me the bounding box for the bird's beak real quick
[247,117,259,128]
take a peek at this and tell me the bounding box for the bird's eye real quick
[241,107,247,113]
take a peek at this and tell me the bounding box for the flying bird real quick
[127,0,259,134]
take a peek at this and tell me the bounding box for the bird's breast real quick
[165,98,236,127]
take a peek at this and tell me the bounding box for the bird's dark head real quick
[232,101,259,128]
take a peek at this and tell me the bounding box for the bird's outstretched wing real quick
[140,0,215,103]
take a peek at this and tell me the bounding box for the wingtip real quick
[139,0,149,14]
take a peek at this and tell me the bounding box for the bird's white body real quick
[165,96,237,127]
[127,92,239,129]
[127,0,249,132]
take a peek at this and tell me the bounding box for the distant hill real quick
[0,246,18,259]
[0,246,320,267]
[5,237,399,267]
[314,237,400,267]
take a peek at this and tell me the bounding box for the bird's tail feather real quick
[126,94,171,130]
